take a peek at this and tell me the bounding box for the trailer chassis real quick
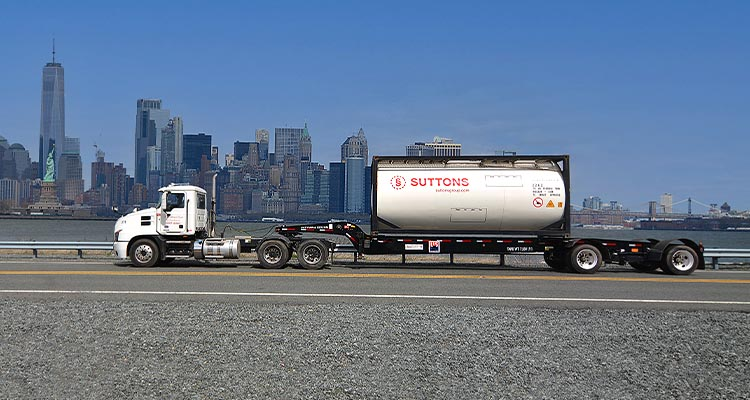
[257,222,704,275]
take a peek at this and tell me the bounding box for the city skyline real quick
[0,2,748,210]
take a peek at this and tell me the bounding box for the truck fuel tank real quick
[193,238,241,259]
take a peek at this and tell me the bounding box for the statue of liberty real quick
[43,144,55,182]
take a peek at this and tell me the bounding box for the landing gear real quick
[629,261,659,272]
[544,251,569,272]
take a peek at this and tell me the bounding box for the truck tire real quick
[297,240,329,270]
[129,238,159,268]
[630,261,659,272]
[257,240,291,269]
[568,244,603,274]
[544,251,569,272]
[661,245,698,275]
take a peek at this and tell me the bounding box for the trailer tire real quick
[257,240,291,269]
[129,238,159,268]
[661,245,698,275]
[630,262,659,272]
[568,244,603,274]
[297,240,329,270]
[544,252,569,272]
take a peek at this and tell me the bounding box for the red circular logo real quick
[533,197,543,208]
[391,175,406,190]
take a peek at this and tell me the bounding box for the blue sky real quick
[0,1,748,211]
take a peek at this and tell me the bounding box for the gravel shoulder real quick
[1,298,749,399]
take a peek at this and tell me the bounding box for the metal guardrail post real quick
[713,257,719,270]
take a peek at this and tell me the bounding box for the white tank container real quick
[374,158,567,232]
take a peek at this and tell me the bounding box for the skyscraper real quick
[234,141,251,164]
[341,128,368,163]
[39,43,65,178]
[57,137,83,203]
[134,99,170,185]
[328,162,345,213]
[182,133,212,171]
[160,119,178,178]
[255,129,269,162]
[405,143,435,157]
[301,167,329,209]
[660,193,673,214]
[274,126,304,166]
[345,156,366,213]
[172,116,183,174]
[407,137,461,156]
[300,124,312,167]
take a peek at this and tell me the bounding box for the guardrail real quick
[0,241,748,269]
[702,249,750,270]
[0,241,113,258]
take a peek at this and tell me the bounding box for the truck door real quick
[157,191,188,235]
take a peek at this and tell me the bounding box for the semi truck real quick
[113,155,703,274]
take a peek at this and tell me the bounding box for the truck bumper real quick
[113,241,129,260]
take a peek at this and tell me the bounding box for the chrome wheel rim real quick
[575,249,599,270]
[263,246,282,264]
[134,244,153,263]
[303,246,322,264]
[671,249,695,272]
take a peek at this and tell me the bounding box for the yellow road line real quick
[0,270,748,284]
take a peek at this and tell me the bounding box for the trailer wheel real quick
[661,245,698,275]
[257,240,291,269]
[297,240,329,270]
[568,244,603,274]
[129,238,159,268]
[629,262,658,272]
[544,251,569,272]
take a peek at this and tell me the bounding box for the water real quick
[1,218,750,249]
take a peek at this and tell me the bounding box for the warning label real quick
[533,197,544,208]
[546,200,555,208]
[532,183,563,199]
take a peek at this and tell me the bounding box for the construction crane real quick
[93,144,105,160]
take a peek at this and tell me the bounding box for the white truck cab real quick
[114,184,239,267]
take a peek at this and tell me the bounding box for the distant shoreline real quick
[0,214,117,222]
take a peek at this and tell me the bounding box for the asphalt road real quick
[0,259,748,311]
[2,259,749,399]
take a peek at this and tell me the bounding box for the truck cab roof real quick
[158,184,206,194]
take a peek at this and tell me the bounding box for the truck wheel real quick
[630,262,659,272]
[129,239,159,268]
[661,245,698,275]
[297,240,329,270]
[257,240,290,269]
[544,251,569,272]
[568,244,603,274]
